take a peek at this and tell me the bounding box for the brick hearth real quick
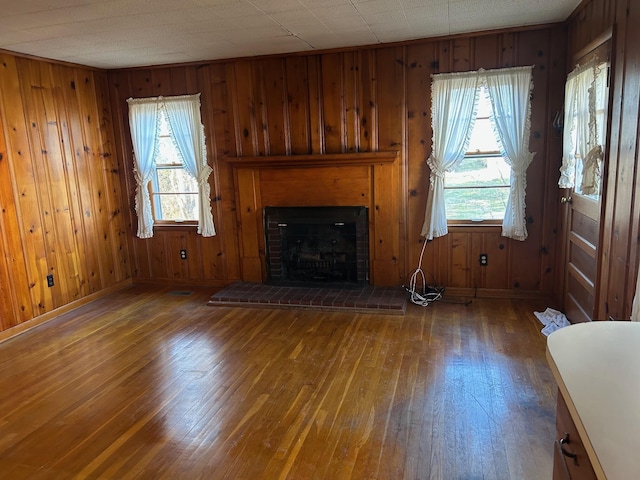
[208,282,407,315]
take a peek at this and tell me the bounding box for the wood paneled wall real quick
[0,54,130,334]
[108,26,567,295]
[568,0,640,320]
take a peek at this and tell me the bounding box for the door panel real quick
[561,34,612,323]
[564,193,600,323]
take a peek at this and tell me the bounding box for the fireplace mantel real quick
[224,152,401,287]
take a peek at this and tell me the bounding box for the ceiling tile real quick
[0,0,582,68]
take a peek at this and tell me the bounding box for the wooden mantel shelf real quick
[222,151,399,168]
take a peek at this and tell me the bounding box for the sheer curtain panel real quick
[421,66,534,241]
[163,94,216,237]
[127,95,216,238]
[127,99,160,239]
[558,59,606,195]
[484,66,535,241]
[421,72,479,240]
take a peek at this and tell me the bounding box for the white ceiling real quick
[0,0,580,69]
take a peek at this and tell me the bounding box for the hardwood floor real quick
[0,285,557,479]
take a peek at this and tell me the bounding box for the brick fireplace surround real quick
[222,151,402,287]
[209,152,407,313]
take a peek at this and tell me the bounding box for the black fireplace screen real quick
[264,206,369,287]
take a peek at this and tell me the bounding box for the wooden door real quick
[563,191,601,323]
[562,33,612,323]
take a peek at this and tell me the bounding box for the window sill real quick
[153,222,198,231]
[447,221,502,233]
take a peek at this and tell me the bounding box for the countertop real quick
[546,321,640,480]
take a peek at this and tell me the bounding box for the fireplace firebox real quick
[264,206,369,288]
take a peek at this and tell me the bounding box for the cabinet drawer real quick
[553,391,597,480]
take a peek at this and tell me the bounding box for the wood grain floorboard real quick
[0,285,557,479]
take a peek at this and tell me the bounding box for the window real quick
[445,87,511,221]
[421,66,534,241]
[127,94,215,239]
[559,60,609,197]
[152,111,199,222]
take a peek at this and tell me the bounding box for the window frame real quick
[148,109,199,226]
[444,89,511,226]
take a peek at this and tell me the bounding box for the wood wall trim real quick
[0,279,132,344]
[222,151,399,168]
[444,287,551,299]
[572,26,613,65]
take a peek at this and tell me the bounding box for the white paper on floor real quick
[534,307,571,336]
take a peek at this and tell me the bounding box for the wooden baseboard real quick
[0,279,133,344]
[132,278,229,288]
[444,287,551,299]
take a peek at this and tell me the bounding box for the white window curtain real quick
[420,73,480,240]
[163,94,216,237]
[421,66,534,241]
[484,66,535,241]
[127,100,160,239]
[558,69,579,189]
[127,94,216,238]
[582,62,608,194]
[558,59,606,195]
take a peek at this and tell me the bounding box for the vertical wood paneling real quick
[544,27,568,298]
[0,53,130,334]
[50,27,569,302]
[108,70,141,280]
[0,24,577,337]
[77,70,124,289]
[602,0,639,319]
[307,56,324,154]
[474,35,499,68]
[374,47,405,284]
[500,33,517,67]
[58,67,103,293]
[259,58,288,155]
[484,232,509,289]
[21,60,61,311]
[452,38,472,72]
[406,43,435,281]
[0,115,20,328]
[93,71,128,285]
[357,50,377,152]
[321,54,345,153]
[236,168,263,282]
[232,61,259,157]
[509,29,553,292]
[285,57,311,155]
[343,52,359,153]
[207,63,240,280]
[0,56,50,317]
[450,232,470,287]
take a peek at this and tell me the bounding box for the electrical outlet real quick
[479,253,488,266]
[180,249,187,260]
[46,274,54,287]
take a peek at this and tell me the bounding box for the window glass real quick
[445,88,511,221]
[151,111,199,222]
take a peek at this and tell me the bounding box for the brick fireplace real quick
[264,206,369,287]
[223,152,401,287]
